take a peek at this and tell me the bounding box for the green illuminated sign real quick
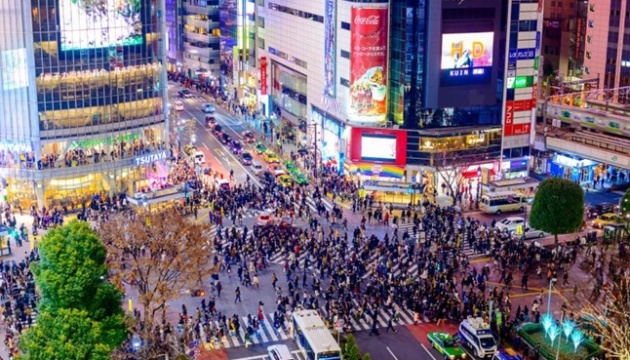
[514,76,534,89]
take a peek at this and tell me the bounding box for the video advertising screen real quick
[361,135,396,161]
[59,0,144,51]
[440,32,493,86]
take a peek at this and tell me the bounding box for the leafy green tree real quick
[30,220,122,319]
[343,335,370,360]
[18,308,126,360]
[530,178,584,245]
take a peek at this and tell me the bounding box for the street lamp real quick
[547,278,557,315]
[475,166,482,209]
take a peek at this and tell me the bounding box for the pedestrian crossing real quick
[393,221,485,259]
[196,305,422,349]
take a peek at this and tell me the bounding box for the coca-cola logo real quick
[353,11,382,34]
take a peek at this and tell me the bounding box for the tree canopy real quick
[529,178,584,244]
[20,221,127,360]
[30,220,122,319]
[19,308,126,360]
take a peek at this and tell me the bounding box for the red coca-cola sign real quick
[349,7,388,123]
[353,13,381,34]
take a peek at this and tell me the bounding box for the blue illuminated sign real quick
[509,48,536,61]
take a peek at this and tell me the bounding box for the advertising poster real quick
[324,0,336,98]
[440,32,493,86]
[59,0,143,51]
[260,57,268,95]
[349,7,388,124]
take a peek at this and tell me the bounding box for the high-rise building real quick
[165,0,221,79]
[540,0,583,77]
[0,0,170,209]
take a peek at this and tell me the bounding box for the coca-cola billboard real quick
[349,7,388,124]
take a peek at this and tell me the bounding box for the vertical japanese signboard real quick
[324,0,336,98]
[260,56,268,95]
[349,7,388,124]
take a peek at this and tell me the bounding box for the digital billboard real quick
[349,127,407,165]
[349,7,388,124]
[59,0,143,51]
[360,135,396,161]
[440,32,493,86]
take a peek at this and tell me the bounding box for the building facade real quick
[252,0,543,194]
[0,0,169,209]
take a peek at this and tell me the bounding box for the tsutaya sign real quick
[134,151,168,166]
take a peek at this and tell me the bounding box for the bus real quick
[292,310,342,360]
[479,191,526,215]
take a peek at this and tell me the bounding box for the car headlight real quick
[461,354,467,359]
[450,356,455,360]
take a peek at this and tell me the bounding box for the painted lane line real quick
[386,346,399,360]
[421,343,438,360]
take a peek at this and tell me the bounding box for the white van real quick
[267,345,294,360]
[193,151,205,166]
[459,317,497,358]
[214,178,230,192]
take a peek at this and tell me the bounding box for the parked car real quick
[496,216,526,233]
[427,332,466,359]
[242,131,256,143]
[258,170,275,184]
[251,161,265,175]
[213,124,223,136]
[200,103,215,113]
[514,226,551,240]
[284,160,299,175]
[178,89,193,98]
[174,101,184,111]
[585,203,619,219]
[277,174,293,188]
[231,140,243,154]
[254,142,267,154]
[221,133,232,145]
[592,213,623,229]
[239,151,253,165]
[262,150,280,164]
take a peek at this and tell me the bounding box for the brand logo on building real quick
[353,10,383,34]
[134,151,168,166]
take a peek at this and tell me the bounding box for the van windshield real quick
[480,336,496,349]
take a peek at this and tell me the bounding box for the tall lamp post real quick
[475,166,482,209]
[547,277,557,315]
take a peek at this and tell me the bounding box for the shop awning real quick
[461,169,496,179]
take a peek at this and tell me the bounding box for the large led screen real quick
[361,135,396,161]
[440,32,493,86]
[59,0,143,51]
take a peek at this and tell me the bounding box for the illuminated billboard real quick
[59,0,143,51]
[349,7,388,124]
[360,135,396,161]
[440,32,493,86]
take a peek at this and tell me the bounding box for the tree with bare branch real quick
[574,269,630,359]
[97,210,216,356]
[432,148,489,207]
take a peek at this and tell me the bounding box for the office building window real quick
[340,50,350,59]
[268,3,324,23]
[268,47,307,69]
[341,22,350,30]
[340,78,350,87]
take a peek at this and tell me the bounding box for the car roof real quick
[505,216,524,221]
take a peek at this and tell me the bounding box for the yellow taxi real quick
[277,174,293,188]
[592,213,622,228]
[262,150,280,164]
